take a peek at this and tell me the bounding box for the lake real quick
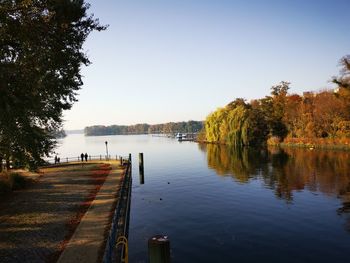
[56,134,350,263]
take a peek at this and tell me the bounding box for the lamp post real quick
[105,141,109,160]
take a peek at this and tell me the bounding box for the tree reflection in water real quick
[198,143,350,230]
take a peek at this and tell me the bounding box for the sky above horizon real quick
[64,0,350,130]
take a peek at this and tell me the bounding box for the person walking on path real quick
[84,153,88,162]
[80,153,84,162]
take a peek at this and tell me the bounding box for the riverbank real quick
[0,161,123,263]
[196,138,350,151]
[273,137,350,151]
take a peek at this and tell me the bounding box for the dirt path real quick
[0,162,111,263]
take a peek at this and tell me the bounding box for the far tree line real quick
[203,55,350,147]
[84,121,204,136]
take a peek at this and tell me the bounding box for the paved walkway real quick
[57,162,124,263]
[0,161,123,263]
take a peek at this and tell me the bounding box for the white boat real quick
[176,133,188,141]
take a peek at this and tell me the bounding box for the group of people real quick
[54,155,60,164]
[53,153,89,164]
[81,153,89,162]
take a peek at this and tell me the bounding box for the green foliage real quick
[205,99,268,146]
[52,129,66,139]
[0,0,105,168]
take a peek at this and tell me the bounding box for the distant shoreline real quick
[83,121,204,136]
[65,129,84,135]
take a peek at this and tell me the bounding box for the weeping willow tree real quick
[205,99,268,146]
[205,108,227,143]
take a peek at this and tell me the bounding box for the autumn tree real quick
[313,91,347,138]
[258,81,290,141]
[203,56,350,146]
[284,94,302,137]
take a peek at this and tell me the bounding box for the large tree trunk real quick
[6,157,10,170]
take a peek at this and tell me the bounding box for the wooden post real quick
[139,171,145,184]
[100,155,101,160]
[139,153,144,184]
[128,153,131,163]
[148,235,170,263]
[139,153,144,169]
[66,157,68,163]
[120,156,123,165]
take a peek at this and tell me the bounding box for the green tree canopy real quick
[205,98,268,146]
[0,0,105,169]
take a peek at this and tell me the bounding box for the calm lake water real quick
[56,134,350,263]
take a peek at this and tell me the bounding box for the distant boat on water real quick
[176,133,197,141]
[175,133,187,140]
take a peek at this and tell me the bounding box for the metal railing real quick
[103,155,132,263]
[45,154,127,165]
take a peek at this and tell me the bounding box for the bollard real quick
[139,172,145,184]
[139,153,144,168]
[139,153,144,184]
[148,235,171,263]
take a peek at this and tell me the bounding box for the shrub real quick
[0,179,11,194]
[0,172,27,194]
[9,173,26,190]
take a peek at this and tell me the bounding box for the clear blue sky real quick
[64,0,350,130]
